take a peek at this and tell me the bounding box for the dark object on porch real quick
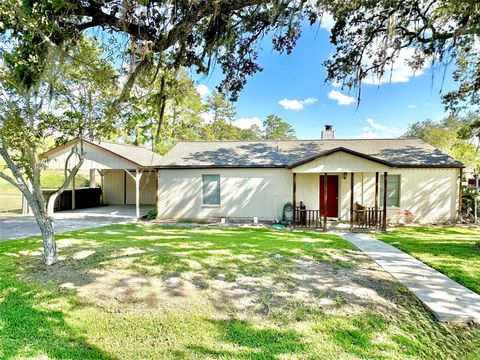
[293,203,322,228]
[282,202,294,225]
[43,187,102,211]
[352,202,383,229]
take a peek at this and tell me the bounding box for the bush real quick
[146,208,157,220]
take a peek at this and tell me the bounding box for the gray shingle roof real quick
[88,140,163,167]
[157,139,463,168]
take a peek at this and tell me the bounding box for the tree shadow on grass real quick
[0,271,114,359]
[185,319,307,359]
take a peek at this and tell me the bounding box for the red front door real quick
[319,175,339,217]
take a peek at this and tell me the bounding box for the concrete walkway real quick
[343,232,480,323]
[0,205,150,241]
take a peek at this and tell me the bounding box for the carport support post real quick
[97,170,105,205]
[323,173,328,231]
[89,169,96,188]
[125,169,143,220]
[382,172,387,231]
[135,169,141,220]
[72,172,76,210]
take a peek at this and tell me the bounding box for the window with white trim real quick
[379,175,400,207]
[202,175,220,205]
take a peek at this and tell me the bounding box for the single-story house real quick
[156,127,463,229]
[44,126,463,229]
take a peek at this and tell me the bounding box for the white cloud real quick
[279,99,303,110]
[366,118,387,131]
[327,90,355,106]
[278,97,318,110]
[302,97,317,104]
[232,117,263,130]
[320,12,335,32]
[195,84,210,97]
[407,104,417,109]
[200,111,214,123]
[362,47,430,85]
[358,118,404,138]
[358,130,379,139]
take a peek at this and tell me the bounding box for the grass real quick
[379,226,480,294]
[0,170,90,214]
[0,225,479,359]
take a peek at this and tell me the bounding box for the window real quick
[379,175,400,207]
[202,175,220,205]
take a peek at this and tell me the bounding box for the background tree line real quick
[114,66,296,154]
[404,113,480,176]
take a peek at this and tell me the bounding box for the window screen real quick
[379,175,400,207]
[202,175,220,205]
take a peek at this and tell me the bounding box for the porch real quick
[293,171,388,231]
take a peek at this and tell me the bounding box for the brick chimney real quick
[321,125,335,139]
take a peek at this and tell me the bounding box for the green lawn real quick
[379,226,480,294]
[0,225,479,359]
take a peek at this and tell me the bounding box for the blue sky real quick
[193,21,457,140]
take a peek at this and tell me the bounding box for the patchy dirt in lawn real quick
[25,247,400,319]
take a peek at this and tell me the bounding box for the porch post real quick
[323,173,328,231]
[350,172,354,231]
[375,172,379,226]
[382,172,387,231]
[292,172,296,225]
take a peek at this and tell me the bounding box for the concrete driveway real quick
[0,205,151,241]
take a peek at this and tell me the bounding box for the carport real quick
[43,139,162,219]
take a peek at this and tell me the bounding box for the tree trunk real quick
[47,193,59,216]
[38,216,58,266]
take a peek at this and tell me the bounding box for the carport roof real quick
[43,139,163,168]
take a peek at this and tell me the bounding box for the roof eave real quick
[156,164,288,169]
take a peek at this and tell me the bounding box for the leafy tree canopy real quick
[325,0,479,112]
[404,113,480,173]
[263,114,296,140]
[0,0,323,100]
[1,0,477,112]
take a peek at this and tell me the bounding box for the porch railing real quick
[352,207,383,229]
[293,207,323,228]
